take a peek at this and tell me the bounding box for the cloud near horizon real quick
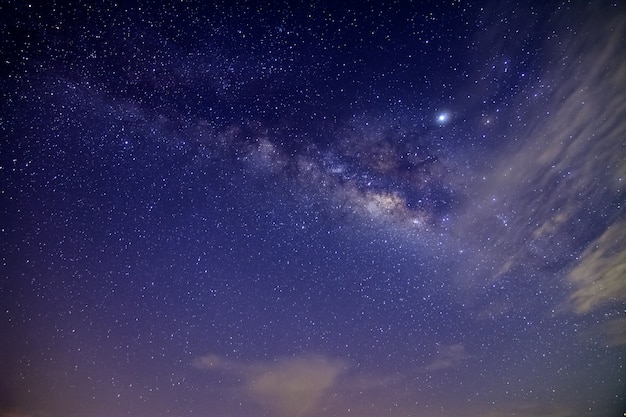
[193,353,347,417]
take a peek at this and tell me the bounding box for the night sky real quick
[1,1,626,416]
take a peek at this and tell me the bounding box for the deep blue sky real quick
[1,1,625,416]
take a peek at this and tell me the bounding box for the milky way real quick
[1,1,625,417]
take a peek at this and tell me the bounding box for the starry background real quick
[1,1,625,416]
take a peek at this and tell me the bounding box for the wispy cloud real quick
[193,353,347,417]
[456,13,626,315]
[423,344,468,372]
[247,356,346,417]
[567,220,626,313]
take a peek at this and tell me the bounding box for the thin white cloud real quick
[423,344,468,372]
[193,353,347,417]
[455,13,626,312]
[567,220,626,313]
[247,356,346,417]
